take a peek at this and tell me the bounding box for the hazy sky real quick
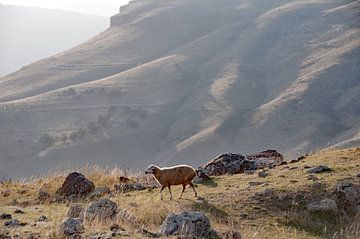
[0,0,130,16]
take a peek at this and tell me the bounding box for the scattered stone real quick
[58,217,84,239]
[138,228,160,238]
[307,198,337,213]
[289,167,298,170]
[85,198,118,223]
[67,204,85,219]
[307,165,332,174]
[0,213,12,220]
[37,215,47,222]
[279,161,288,165]
[56,172,95,197]
[307,175,319,181]
[290,155,308,164]
[4,219,27,227]
[303,165,311,169]
[110,224,125,232]
[159,211,218,238]
[14,209,24,214]
[89,187,110,199]
[258,171,269,178]
[290,180,298,183]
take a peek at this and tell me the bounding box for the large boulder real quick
[58,217,84,239]
[201,150,284,176]
[159,211,218,238]
[57,172,95,197]
[307,198,337,213]
[202,153,255,176]
[333,181,360,216]
[247,149,284,169]
[84,198,118,223]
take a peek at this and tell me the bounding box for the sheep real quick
[145,164,198,200]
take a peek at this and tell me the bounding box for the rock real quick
[67,204,85,219]
[249,181,266,186]
[119,176,130,183]
[193,168,211,183]
[159,211,218,238]
[37,215,47,222]
[247,149,284,169]
[114,183,146,193]
[110,224,125,232]
[0,213,12,220]
[89,187,110,199]
[58,217,84,239]
[1,190,10,197]
[307,165,332,174]
[257,189,274,197]
[14,209,24,214]
[356,173,360,178]
[307,175,319,181]
[37,190,51,201]
[303,165,311,169]
[307,198,337,213]
[85,198,118,223]
[333,181,360,216]
[4,219,27,227]
[290,155,308,164]
[56,172,95,197]
[258,171,269,178]
[138,228,160,238]
[202,153,255,176]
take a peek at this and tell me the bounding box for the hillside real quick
[0,148,359,238]
[0,4,108,76]
[0,0,359,178]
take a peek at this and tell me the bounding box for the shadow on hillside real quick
[187,198,228,220]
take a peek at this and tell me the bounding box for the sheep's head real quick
[145,165,158,174]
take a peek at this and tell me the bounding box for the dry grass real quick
[0,147,359,238]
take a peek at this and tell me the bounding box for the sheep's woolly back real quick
[153,165,197,187]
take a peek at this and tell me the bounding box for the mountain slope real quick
[0,0,359,177]
[0,4,108,76]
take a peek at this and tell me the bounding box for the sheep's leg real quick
[179,184,186,199]
[160,186,166,200]
[167,186,173,200]
[189,183,198,197]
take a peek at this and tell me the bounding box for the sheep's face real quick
[145,165,157,174]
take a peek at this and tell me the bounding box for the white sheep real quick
[145,164,198,200]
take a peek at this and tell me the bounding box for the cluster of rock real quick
[58,197,218,239]
[198,149,285,177]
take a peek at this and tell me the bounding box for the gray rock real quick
[67,204,85,219]
[58,217,84,239]
[258,171,269,178]
[159,211,217,238]
[307,198,337,213]
[14,209,24,214]
[37,215,47,222]
[333,181,360,216]
[85,198,118,223]
[0,213,12,220]
[4,219,27,227]
[56,172,95,197]
[89,187,110,199]
[307,165,332,174]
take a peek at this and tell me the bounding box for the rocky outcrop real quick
[333,181,360,217]
[307,198,338,213]
[307,166,332,174]
[67,204,85,219]
[159,211,218,238]
[200,150,284,176]
[84,198,118,223]
[57,172,95,197]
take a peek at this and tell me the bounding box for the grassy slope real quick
[0,147,359,238]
